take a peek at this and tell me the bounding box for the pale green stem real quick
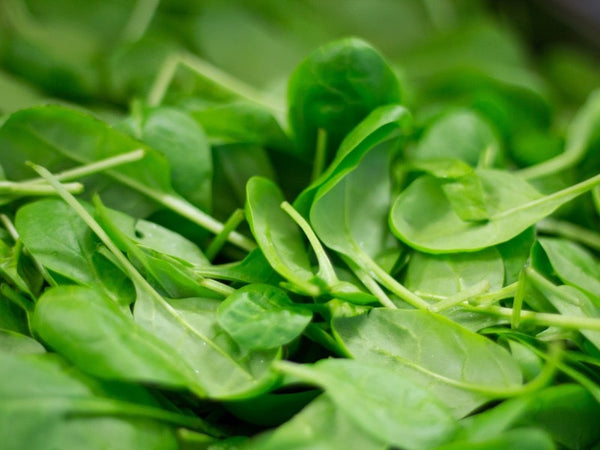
[511,271,527,329]
[0,213,19,241]
[537,218,600,251]
[517,146,582,180]
[120,0,160,43]
[342,256,397,309]
[355,249,429,309]
[25,149,146,184]
[0,181,83,195]
[147,52,285,123]
[198,278,234,297]
[464,304,600,332]
[204,209,246,262]
[471,282,519,306]
[281,201,338,286]
[311,128,328,183]
[593,186,600,214]
[429,280,490,313]
[492,173,600,220]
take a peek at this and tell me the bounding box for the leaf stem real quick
[0,181,83,196]
[281,201,338,286]
[517,146,581,180]
[25,149,146,185]
[120,0,160,43]
[464,304,600,331]
[537,218,600,251]
[429,280,490,313]
[341,256,396,309]
[204,208,245,261]
[492,173,600,221]
[147,53,285,123]
[355,250,429,309]
[311,128,328,183]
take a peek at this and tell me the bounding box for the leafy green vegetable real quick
[217,284,312,350]
[2,2,600,448]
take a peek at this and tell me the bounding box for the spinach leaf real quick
[288,38,402,162]
[332,309,522,417]
[16,199,135,305]
[217,284,312,351]
[246,176,325,296]
[119,105,213,210]
[0,105,253,250]
[0,351,206,450]
[533,237,600,299]
[242,395,387,450]
[404,247,504,297]
[277,358,458,450]
[32,285,200,391]
[294,104,411,214]
[411,109,501,167]
[0,330,45,354]
[390,169,600,253]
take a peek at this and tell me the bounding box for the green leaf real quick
[0,351,204,450]
[119,105,213,210]
[246,176,324,296]
[277,358,458,450]
[390,169,600,253]
[288,38,402,161]
[404,247,504,297]
[16,199,135,305]
[0,330,45,355]
[332,309,523,417]
[32,285,200,391]
[217,284,312,350]
[412,109,500,167]
[134,293,280,399]
[534,237,600,299]
[294,104,411,214]
[243,395,386,450]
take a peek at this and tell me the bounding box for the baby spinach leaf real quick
[0,330,45,354]
[277,358,458,450]
[390,169,600,253]
[189,100,292,152]
[411,109,501,167]
[404,246,504,297]
[288,38,402,162]
[0,295,29,335]
[119,105,213,210]
[294,104,411,214]
[246,176,324,296]
[16,198,135,305]
[194,248,282,286]
[437,428,554,450]
[533,237,600,299]
[242,395,387,450]
[217,284,312,351]
[332,309,523,417]
[308,137,426,308]
[0,351,205,450]
[32,285,201,391]
[0,105,254,250]
[134,293,280,399]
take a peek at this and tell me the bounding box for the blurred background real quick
[1,0,600,169]
[1,0,599,111]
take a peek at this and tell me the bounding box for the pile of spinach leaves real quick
[2,1,600,449]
